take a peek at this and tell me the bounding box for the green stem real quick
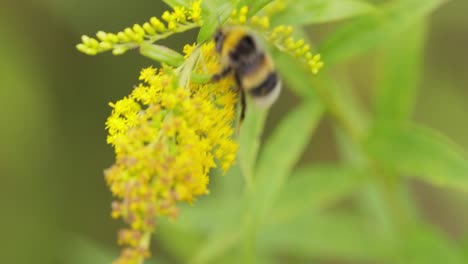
[116,23,200,52]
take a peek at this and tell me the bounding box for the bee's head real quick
[213,28,225,53]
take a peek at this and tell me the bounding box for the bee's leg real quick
[239,88,246,124]
[233,72,246,135]
[234,89,246,136]
[211,66,232,82]
[232,72,246,123]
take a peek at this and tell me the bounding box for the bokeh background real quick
[1,0,467,263]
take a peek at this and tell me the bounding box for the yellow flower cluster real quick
[267,25,324,74]
[229,6,324,74]
[104,42,238,264]
[76,0,202,55]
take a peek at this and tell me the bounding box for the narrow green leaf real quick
[190,72,211,84]
[238,98,269,189]
[271,0,375,26]
[273,50,319,98]
[366,125,468,192]
[158,218,206,262]
[189,221,242,264]
[139,43,184,66]
[374,23,427,126]
[238,0,273,15]
[162,0,190,8]
[259,211,388,261]
[320,0,448,65]
[249,100,323,225]
[311,74,368,140]
[276,45,368,139]
[197,0,235,43]
[273,164,368,223]
[158,199,242,263]
[260,212,465,263]
[206,251,276,264]
[395,226,465,264]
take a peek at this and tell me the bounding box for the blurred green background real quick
[1,0,467,263]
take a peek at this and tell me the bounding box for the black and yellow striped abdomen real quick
[213,26,282,108]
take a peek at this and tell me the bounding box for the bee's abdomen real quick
[249,71,279,97]
[239,53,278,94]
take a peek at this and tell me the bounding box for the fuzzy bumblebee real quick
[212,26,281,122]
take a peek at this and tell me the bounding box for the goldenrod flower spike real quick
[76,0,203,56]
[104,41,238,264]
[230,6,324,75]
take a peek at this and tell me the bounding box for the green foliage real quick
[273,165,368,222]
[259,211,387,261]
[139,43,185,66]
[249,100,323,225]
[68,0,468,263]
[197,0,236,42]
[374,23,427,126]
[270,0,376,26]
[182,0,468,263]
[366,124,468,191]
[319,0,448,65]
[163,0,192,8]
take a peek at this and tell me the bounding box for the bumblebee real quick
[211,26,281,122]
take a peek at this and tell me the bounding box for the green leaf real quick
[319,0,449,65]
[311,74,368,140]
[365,125,468,192]
[395,226,465,264]
[273,164,368,223]
[236,100,323,263]
[275,43,367,138]
[188,220,243,264]
[206,250,276,264]
[162,0,190,8]
[197,0,235,43]
[234,0,275,16]
[374,22,427,127]
[259,211,388,261]
[271,0,375,26]
[260,213,466,263]
[158,198,242,263]
[238,98,269,189]
[249,100,323,225]
[158,217,206,262]
[139,43,184,66]
[238,0,273,15]
[273,50,319,98]
[191,72,211,84]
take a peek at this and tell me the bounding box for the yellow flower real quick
[105,42,238,264]
[76,0,203,56]
[230,6,324,75]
